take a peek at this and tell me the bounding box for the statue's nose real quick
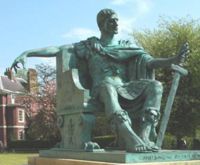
[114,20,118,26]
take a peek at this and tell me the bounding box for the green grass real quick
[0,153,38,165]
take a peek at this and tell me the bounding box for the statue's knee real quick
[143,108,160,125]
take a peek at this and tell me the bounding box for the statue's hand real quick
[11,51,28,73]
[176,42,190,65]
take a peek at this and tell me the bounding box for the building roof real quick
[0,76,27,94]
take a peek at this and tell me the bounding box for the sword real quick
[156,64,188,148]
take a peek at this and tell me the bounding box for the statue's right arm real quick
[25,46,60,57]
[11,46,61,72]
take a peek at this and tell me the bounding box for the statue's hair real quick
[97,8,116,30]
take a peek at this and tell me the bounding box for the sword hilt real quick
[171,64,188,76]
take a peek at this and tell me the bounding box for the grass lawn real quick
[0,152,38,165]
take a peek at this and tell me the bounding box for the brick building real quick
[0,69,37,148]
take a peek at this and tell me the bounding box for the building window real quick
[18,109,25,122]
[11,94,15,104]
[18,130,25,140]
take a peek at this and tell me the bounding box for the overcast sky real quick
[0,0,199,75]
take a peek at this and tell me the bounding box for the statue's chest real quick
[88,53,127,78]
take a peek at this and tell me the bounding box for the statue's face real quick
[102,13,119,35]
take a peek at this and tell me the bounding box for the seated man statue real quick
[11,8,189,152]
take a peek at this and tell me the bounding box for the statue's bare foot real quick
[149,143,159,152]
[134,144,150,153]
[127,143,151,153]
[145,140,159,152]
[127,144,152,153]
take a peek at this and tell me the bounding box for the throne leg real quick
[57,112,100,151]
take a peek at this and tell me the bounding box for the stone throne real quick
[55,44,100,151]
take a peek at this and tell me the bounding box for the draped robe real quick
[74,37,160,117]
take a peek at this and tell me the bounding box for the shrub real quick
[162,133,176,149]
[7,140,57,150]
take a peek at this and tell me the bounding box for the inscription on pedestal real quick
[126,151,200,163]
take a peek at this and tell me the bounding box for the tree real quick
[132,17,200,138]
[25,63,60,141]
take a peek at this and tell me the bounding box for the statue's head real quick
[97,8,118,35]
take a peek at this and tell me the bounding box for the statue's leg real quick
[98,83,150,152]
[139,80,163,149]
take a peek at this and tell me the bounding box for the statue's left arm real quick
[147,43,189,69]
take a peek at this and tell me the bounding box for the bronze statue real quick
[11,8,189,152]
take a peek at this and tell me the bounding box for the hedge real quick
[7,140,57,150]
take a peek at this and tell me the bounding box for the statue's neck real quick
[100,33,116,47]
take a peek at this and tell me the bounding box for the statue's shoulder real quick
[73,36,100,58]
[86,36,100,43]
[74,36,99,46]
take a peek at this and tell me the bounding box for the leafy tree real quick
[24,63,60,141]
[132,17,200,138]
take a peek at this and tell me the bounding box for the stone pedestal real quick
[28,157,200,165]
[26,149,200,165]
[39,149,200,163]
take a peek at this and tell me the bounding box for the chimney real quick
[4,68,14,80]
[27,69,38,94]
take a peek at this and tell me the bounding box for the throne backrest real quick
[56,44,92,114]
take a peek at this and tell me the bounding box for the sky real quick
[0,0,199,75]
